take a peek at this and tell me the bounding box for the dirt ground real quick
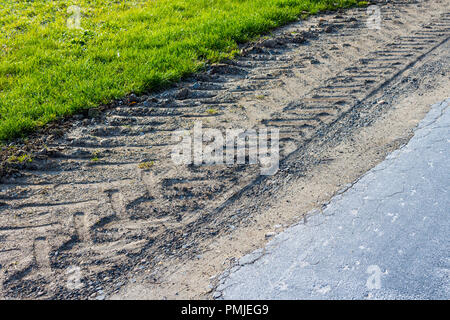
[0,0,449,299]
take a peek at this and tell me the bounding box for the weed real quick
[206,108,218,115]
[7,153,33,164]
[138,161,155,170]
[90,150,100,162]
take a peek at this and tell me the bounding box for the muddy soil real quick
[0,0,449,299]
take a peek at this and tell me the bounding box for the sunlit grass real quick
[0,0,357,141]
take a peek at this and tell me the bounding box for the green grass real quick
[0,0,357,141]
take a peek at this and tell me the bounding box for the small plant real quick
[138,161,155,170]
[90,151,100,162]
[7,153,33,164]
[206,108,218,115]
[255,95,265,100]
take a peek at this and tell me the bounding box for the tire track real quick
[0,0,448,298]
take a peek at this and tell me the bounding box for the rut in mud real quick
[0,0,449,299]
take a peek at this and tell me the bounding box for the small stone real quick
[175,88,190,100]
[261,39,278,48]
[265,232,276,239]
[36,148,48,155]
[128,93,138,103]
[317,18,327,26]
[293,34,306,44]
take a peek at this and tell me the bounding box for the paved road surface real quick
[217,99,450,300]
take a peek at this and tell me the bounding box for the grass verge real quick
[0,0,359,141]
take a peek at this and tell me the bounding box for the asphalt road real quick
[216,99,450,300]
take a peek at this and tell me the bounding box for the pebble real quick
[265,232,276,239]
[261,39,278,48]
[175,88,190,100]
[128,93,138,103]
